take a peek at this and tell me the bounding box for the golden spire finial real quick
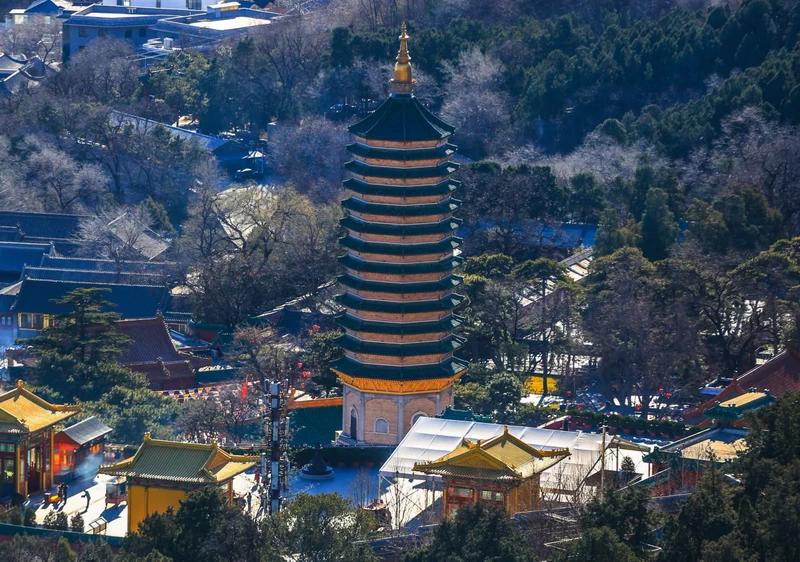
[391,23,415,93]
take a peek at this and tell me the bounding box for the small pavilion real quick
[0,380,81,501]
[413,426,570,517]
[98,433,259,532]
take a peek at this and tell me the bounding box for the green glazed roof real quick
[337,273,462,293]
[338,254,462,274]
[348,93,455,142]
[345,160,459,179]
[336,313,463,334]
[340,235,462,256]
[335,292,465,313]
[289,405,342,448]
[332,355,468,381]
[342,197,461,217]
[340,215,461,236]
[337,333,465,356]
[347,142,457,161]
[342,178,459,198]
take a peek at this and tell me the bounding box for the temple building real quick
[332,24,467,446]
[98,433,258,532]
[413,427,570,517]
[0,381,81,501]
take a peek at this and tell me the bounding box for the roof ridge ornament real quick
[391,23,415,94]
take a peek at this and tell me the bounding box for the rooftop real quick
[67,4,198,25]
[0,210,85,242]
[414,427,570,481]
[98,434,258,484]
[11,278,168,319]
[348,94,454,143]
[116,316,186,365]
[57,416,113,446]
[0,381,81,434]
[737,348,800,396]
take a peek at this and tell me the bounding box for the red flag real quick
[240,380,248,403]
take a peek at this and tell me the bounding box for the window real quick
[187,0,202,9]
[449,487,471,498]
[139,28,146,38]
[374,418,389,434]
[44,16,51,24]
[411,412,426,427]
[98,29,107,37]
[19,314,32,329]
[0,443,14,453]
[480,490,492,500]
[2,459,14,482]
[124,29,132,39]
[156,0,161,6]
[1,317,5,326]
[78,27,88,38]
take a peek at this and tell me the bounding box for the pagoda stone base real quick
[341,384,454,446]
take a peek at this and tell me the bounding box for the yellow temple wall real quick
[347,210,451,224]
[128,485,187,533]
[343,269,449,283]
[348,231,450,243]
[347,288,450,301]
[353,193,448,205]
[344,329,448,344]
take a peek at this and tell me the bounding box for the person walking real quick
[82,490,91,513]
[61,483,69,507]
[246,492,252,515]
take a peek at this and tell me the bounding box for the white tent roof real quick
[380,417,650,492]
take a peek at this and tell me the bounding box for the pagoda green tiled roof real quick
[337,273,462,293]
[342,178,459,198]
[338,254,462,274]
[336,313,463,334]
[340,235,462,256]
[348,93,455,142]
[335,292,465,313]
[342,197,461,217]
[332,355,468,381]
[345,160,459,179]
[341,215,461,236]
[337,333,465,356]
[347,142,457,161]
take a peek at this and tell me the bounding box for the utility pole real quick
[600,424,607,503]
[265,379,289,514]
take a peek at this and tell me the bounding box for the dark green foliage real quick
[554,527,639,562]
[141,196,176,235]
[70,511,85,533]
[640,187,678,261]
[303,330,344,396]
[405,503,533,562]
[581,486,653,552]
[463,253,513,278]
[43,510,69,530]
[568,173,605,223]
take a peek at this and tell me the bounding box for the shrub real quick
[70,512,85,533]
[23,507,36,527]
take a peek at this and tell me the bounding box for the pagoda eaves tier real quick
[333,26,467,446]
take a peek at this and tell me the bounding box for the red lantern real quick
[635,403,643,410]
[576,403,584,409]
[297,362,303,369]
[665,392,672,399]
[566,391,572,397]
[312,325,320,332]
[659,388,664,394]
[307,329,313,335]
[302,371,311,378]
[300,383,305,388]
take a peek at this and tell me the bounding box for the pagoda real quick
[332,24,467,446]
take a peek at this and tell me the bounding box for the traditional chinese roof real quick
[347,142,457,161]
[336,314,462,335]
[0,381,81,434]
[342,197,461,217]
[338,254,462,274]
[289,404,343,448]
[11,279,168,319]
[348,94,454,143]
[339,236,462,256]
[645,426,749,467]
[40,255,173,276]
[57,416,113,446]
[337,334,465,356]
[703,391,775,422]
[332,355,468,381]
[0,242,53,274]
[0,211,85,242]
[737,348,800,396]
[335,292,465,313]
[98,434,258,484]
[682,378,748,427]
[344,160,459,179]
[342,178,460,198]
[116,316,186,364]
[341,215,461,237]
[23,266,165,286]
[337,274,462,294]
[413,426,570,481]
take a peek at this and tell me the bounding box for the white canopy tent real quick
[379,417,651,493]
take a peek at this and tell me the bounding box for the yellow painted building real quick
[0,381,81,500]
[413,427,570,517]
[98,434,258,532]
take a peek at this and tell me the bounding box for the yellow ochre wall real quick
[127,485,187,533]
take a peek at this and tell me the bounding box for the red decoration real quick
[240,380,248,404]
[302,371,311,378]
[297,362,303,369]
[665,393,672,399]
[300,383,305,388]
[312,325,320,332]
[576,403,584,409]
[635,403,643,410]
[659,388,664,394]
[566,391,572,397]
